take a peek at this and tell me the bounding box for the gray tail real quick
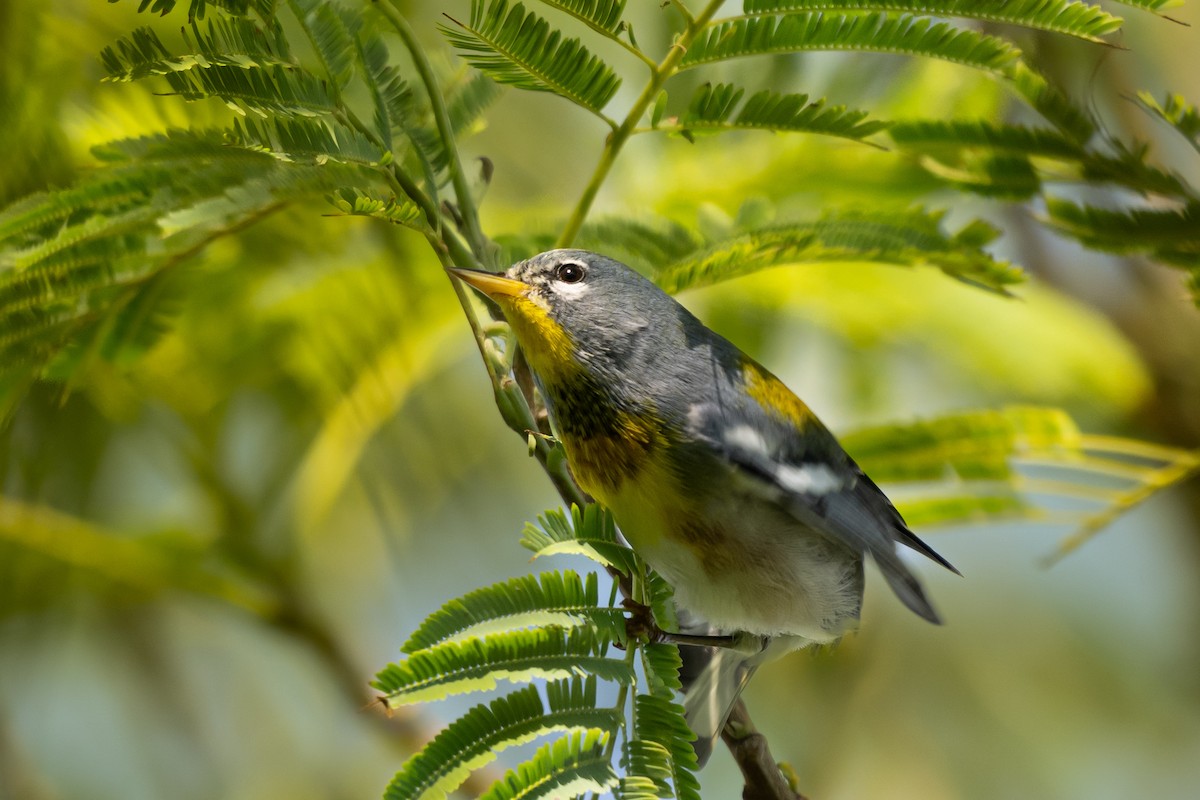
[681,642,761,766]
[895,524,961,576]
[878,559,943,624]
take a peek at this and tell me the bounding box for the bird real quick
[449,249,957,761]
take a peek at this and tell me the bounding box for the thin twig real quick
[555,0,726,248]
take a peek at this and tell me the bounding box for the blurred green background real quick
[2,1,1200,799]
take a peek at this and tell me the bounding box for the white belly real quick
[608,481,863,642]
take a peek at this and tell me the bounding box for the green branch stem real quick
[377,0,491,265]
[555,0,726,248]
[368,0,586,506]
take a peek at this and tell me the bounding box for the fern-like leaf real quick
[101,18,293,83]
[384,680,620,800]
[641,642,684,698]
[653,207,1021,295]
[289,0,358,91]
[843,406,1085,481]
[229,117,387,164]
[679,82,888,143]
[623,694,701,800]
[1079,143,1190,198]
[1108,0,1188,15]
[440,0,621,115]
[111,0,277,21]
[1042,198,1200,256]
[1137,91,1200,155]
[841,406,1200,558]
[374,626,634,706]
[888,119,1085,157]
[161,60,335,117]
[1009,62,1095,143]
[499,215,703,272]
[401,570,626,652]
[533,0,627,32]
[520,504,645,577]
[681,12,1022,74]
[478,730,619,800]
[920,152,1041,199]
[327,187,424,227]
[740,0,1123,43]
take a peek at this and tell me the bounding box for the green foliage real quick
[383,679,619,800]
[681,14,1022,73]
[677,82,888,143]
[0,496,276,615]
[440,0,622,117]
[375,504,696,798]
[110,0,278,23]
[841,406,1200,556]
[400,570,627,652]
[375,625,634,706]
[1042,199,1200,272]
[533,0,628,33]
[651,208,1020,294]
[478,730,620,800]
[4,0,1200,797]
[1138,91,1200,153]
[741,0,1124,43]
[500,205,1020,295]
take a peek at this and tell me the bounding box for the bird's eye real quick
[556,261,586,284]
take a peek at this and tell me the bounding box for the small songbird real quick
[450,250,957,760]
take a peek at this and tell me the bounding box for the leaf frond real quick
[843,406,1085,481]
[1042,198,1200,253]
[228,116,388,164]
[653,207,1022,295]
[841,406,1200,558]
[1137,91,1200,155]
[679,82,889,143]
[373,626,634,706]
[401,570,625,653]
[888,119,1085,157]
[101,18,293,83]
[918,152,1041,199]
[1079,142,1191,198]
[440,0,621,115]
[624,693,701,800]
[289,0,358,90]
[384,680,620,800]
[327,187,424,227]
[533,0,628,32]
[739,0,1124,43]
[1009,62,1095,142]
[161,61,336,117]
[1108,0,1188,15]
[478,730,620,800]
[641,642,684,698]
[681,13,1023,74]
[109,0,277,23]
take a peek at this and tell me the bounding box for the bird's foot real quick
[620,599,766,655]
[620,597,664,647]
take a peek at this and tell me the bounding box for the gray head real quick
[450,250,688,378]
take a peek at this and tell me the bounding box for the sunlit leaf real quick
[740,0,1124,43]
[478,730,619,800]
[401,570,625,653]
[374,626,633,706]
[384,680,619,800]
[440,0,621,115]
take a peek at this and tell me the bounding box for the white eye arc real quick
[555,261,586,284]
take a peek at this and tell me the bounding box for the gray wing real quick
[686,400,958,624]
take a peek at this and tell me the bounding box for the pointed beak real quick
[448,267,529,300]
